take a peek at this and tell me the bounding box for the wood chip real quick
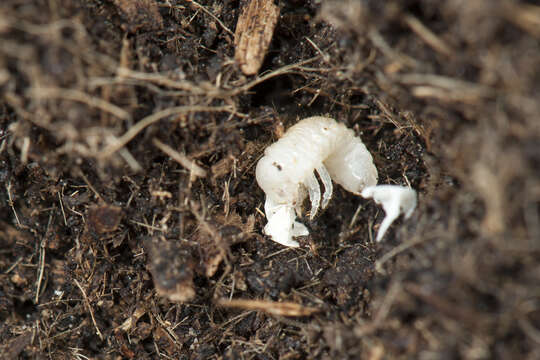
[234,0,280,75]
[217,298,320,317]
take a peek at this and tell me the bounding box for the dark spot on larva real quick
[323,127,328,131]
[272,162,282,171]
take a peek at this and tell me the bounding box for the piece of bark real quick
[234,0,280,75]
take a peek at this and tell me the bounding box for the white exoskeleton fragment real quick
[361,185,417,242]
[256,116,378,247]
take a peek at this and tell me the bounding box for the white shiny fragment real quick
[361,185,417,242]
[263,198,308,247]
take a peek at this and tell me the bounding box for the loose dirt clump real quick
[1,0,539,358]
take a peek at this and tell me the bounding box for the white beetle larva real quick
[256,116,378,247]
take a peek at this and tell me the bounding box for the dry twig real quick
[403,14,453,57]
[152,138,206,178]
[73,279,104,341]
[217,298,319,317]
[27,87,131,121]
[97,105,233,159]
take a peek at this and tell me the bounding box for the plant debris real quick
[0,0,539,358]
[234,0,280,75]
[144,237,196,303]
[217,298,320,317]
[112,0,164,32]
[87,204,123,234]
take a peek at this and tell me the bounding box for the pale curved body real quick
[256,116,378,246]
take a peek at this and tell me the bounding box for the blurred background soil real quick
[0,0,539,359]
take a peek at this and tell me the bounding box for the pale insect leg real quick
[263,198,300,247]
[304,171,321,220]
[375,204,399,242]
[295,186,307,217]
[316,164,333,209]
[292,221,309,237]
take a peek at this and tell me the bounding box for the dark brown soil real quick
[1,0,539,359]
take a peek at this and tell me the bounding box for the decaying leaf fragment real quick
[193,208,255,278]
[234,0,280,75]
[144,237,195,303]
[87,204,123,234]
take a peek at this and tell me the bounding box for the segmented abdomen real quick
[263,117,352,184]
